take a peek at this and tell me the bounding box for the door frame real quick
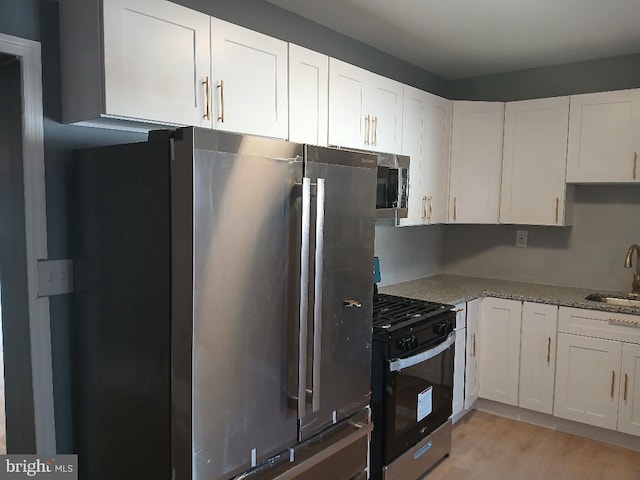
[0,33,55,453]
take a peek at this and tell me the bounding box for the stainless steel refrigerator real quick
[72,127,376,480]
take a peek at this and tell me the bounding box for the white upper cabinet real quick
[60,0,211,129]
[398,87,452,226]
[288,44,328,146]
[211,18,288,139]
[449,101,505,224]
[500,97,572,226]
[518,302,558,415]
[566,89,640,183]
[478,298,522,406]
[328,58,403,153]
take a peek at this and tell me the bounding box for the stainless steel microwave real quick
[376,153,409,220]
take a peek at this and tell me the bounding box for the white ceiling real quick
[267,0,640,79]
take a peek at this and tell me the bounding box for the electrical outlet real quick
[515,230,528,248]
[38,259,74,296]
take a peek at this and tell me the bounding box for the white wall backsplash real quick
[374,222,443,286]
[440,185,640,291]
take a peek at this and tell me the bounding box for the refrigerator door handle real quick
[298,177,312,418]
[312,178,326,413]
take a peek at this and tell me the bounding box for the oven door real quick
[383,333,455,464]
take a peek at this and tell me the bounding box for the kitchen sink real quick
[585,292,640,307]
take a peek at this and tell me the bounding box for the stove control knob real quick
[434,322,452,336]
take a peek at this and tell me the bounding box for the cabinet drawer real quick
[558,307,640,344]
[454,303,467,330]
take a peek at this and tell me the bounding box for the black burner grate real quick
[373,293,451,332]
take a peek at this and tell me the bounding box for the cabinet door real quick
[478,298,522,406]
[211,17,288,139]
[398,86,428,226]
[449,101,504,224]
[367,73,403,154]
[103,0,211,126]
[288,44,328,146]
[423,93,452,224]
[453,328,467,420]
[500,97,570,226]
[554,333,621,430]
[452,303,467,420]
[519,302,558,414]
[566,89,640,183]
[618,342,640,436]
[328,58,368,150]
[464,298,481,409]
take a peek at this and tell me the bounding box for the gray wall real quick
[441,186,640,291]
[447,53,640,101]
[375,223,443,286]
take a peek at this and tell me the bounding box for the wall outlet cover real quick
[515,230,528,248]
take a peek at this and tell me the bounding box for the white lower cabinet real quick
[555,306,640,435]
[452,304,467,420]
[618,343,640,435]
[518,303,558,414]
[464,298,481,410]
[478,298,522,405]
[554,333,621,429]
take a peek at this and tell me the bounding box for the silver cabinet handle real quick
[202,76,210,120]
[297,177,311,418]
[216,80,225,122]
[312,178,326,413]
[634,152,638,180]
[364,116,371,146]
[428,196,433,221]
[555,197,559,224]
[547,337,551,364]
[422,196,427,221]
[372,116,378,146]
[343,299,362,308]
[453,197,457,222]
[611,370,615,399]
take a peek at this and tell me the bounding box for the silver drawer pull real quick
[608,317,640,328]
[343,299,362,308]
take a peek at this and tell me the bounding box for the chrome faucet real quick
[624,244,640,293]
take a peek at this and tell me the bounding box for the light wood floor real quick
[426,411,640,480]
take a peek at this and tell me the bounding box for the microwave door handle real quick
[311,178,326,412]
[388,332,456,373]
[298,177,312,418]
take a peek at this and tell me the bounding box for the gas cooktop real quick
[372,293,452,334]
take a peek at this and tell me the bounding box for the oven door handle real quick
[388,332,456,372]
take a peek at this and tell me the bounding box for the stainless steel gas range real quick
[370,293,456,480]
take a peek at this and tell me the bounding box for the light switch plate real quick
[515,230,528,248]
[38,259,74,296]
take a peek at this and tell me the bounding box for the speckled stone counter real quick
[379,274,640,316]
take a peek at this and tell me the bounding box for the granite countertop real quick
[379,274,640,316]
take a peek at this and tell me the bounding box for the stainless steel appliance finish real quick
[376,153,409,220]
[382,420,452,480]
[72,127,377,480]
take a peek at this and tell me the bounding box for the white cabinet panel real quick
[554,333,621,430]
[102,0,211,127]
[464,298,481,410]
[478,298,522,406]
[328,58,402,153]
[566,89,640,183]
[618,342,640,436]
[500,97,571,226]
[453,328,466,420]
[449,101,504,224]
[519,302,558,414]
[368,74,403,154]
[211,17,288,139]
[328,59,367,150]
[398,87,452,226]
[288,44,328,146]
